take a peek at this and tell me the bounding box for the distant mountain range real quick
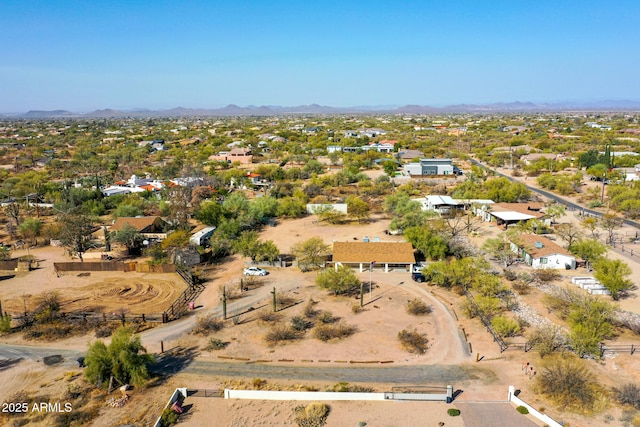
[4,101,640,118]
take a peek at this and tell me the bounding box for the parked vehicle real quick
[411,272,425,282]
[243,266,268,276]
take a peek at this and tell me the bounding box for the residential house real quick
[403,158,454,176]
[209,147,253,164]
[520,153,561,166]
[510,234,576,270]
[331,241,416,273]
[109,216,168,240]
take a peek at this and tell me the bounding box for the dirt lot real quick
[0,247,186,317]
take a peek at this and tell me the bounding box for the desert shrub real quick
[531,269,561,284]
[314,322,356,342]
[304,299,319,318]
[542,293,572,319]
[265,325,301,345]
[447,408,460,416]
[0,313,11,333]
[534,355,606,413]
[527,324,566,358]
[491,315,521,338]
[294,402,329,427]
[291,316,314,331]
[192,313,224,335]
[516,405,529,414]
[397,329,429,353]
[276,292,296,309]
[252,378,266,389]
[24,322,75,340]
[351,304,363,314]
[160,407,179,426]
[205,338,229,351]
[503,268,518,281]
[258,309,283,323]
[94,323,118,338]
[330,382,373,392]
[512,280,532,295]
[462,296,502,320]
[406,298,432,315]
[614,384,640,409]
[318,311,337,324]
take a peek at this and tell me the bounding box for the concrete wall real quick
[507,386,562,427]
[225,388,452,402]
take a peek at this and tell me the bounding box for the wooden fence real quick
[53,261,176,275]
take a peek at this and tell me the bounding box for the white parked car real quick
[243,266,268,276]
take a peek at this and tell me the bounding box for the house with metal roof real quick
[331,241,416,272]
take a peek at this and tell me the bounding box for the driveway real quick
[455,402,539,427]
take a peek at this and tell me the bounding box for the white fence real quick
[225,386,453,402]
[507,385,562,427]
[153,388,187,427]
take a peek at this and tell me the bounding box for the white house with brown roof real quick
[331,241,416,272]
[510,234,575,270]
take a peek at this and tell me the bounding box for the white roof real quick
[491,211,536,221]
[425,195,458,206]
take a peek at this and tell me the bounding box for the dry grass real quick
[313,322,356,342]
[192,313,224,335]
[406,298,432,315]
[398,329,429,353]
[264,325,302,345]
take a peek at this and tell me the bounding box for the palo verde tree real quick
[593,257,633,300]
[291,237,331,271]
[316,265,360,295]
[84,326,154,388]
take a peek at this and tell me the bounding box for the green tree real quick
[569,239,607,270]
[84,327,154,388]
[316,266,360,295]
[346,195,370,223]
[382,160,397,176]
[18,217,43,245]
[195,200,226,226]
[113,224,144,255]
[233,231,261,260]
[404,226,448,260]
[58,214,94,262]
[593,257,633,300]
[482,234,518,268]
[291,237,331,271]
[255,240,280,263]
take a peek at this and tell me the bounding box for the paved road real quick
[469,158,640,229]
[0,342,497,385]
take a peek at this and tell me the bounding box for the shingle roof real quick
[332,242,415,264]
[110,216,164,232]
[514,234,572,258]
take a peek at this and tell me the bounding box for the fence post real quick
[222,286,227,320]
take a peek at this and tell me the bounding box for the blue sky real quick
[1,0,639,112]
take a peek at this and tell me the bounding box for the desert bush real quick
[351,304,363,314]
[94,323,118,338]
[276,292,296,309]
[527,324,566,358]
[160,407,179,426]
[24,322,75,340]
[534,355,606,413]
[531,269,561,284]
[330,382,373,392]
[304,299,319,318]
[291,316,314,331]
[503,268,518,281]
[516,405,529,414]
[512,280,532,295]
[447,408,460,416]
[314,322,356,342]
[294,402,329,427]
[406,298,432,315]
[0,313,11,333]
[265,325,301,345]
[397,329,429,353]
[192,313,224,335]
[542,293,571,319]
[491,315,521,338]
[205,338,229,351]
[318,311,337,324]
[614,384,640,409]
[258,309,283,323]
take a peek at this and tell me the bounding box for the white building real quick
[510,234,576,270]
